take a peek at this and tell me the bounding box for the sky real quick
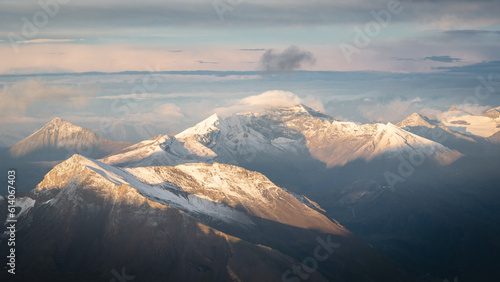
[0,0,500,144]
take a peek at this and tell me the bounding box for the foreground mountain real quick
[0,154,412,281]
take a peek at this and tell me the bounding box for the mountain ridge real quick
[6,117,131,161]
[104,105,460,170]
[3,153,413,281]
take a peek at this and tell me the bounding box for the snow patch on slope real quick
[38,155,254,227]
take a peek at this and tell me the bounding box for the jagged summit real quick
[396,113,434,128]
[448,105,472,115]
[483,108,500,119]
[258,104,335,121]
[105,102,460,170]
[49,117,68,124]
[35,117,87,135]
[175,113,219,139]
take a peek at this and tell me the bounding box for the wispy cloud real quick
[392,57,419,62]
[434,60,500,73]
[197,60,219,64]
[97,92,241,100]
[357,98,420,123]
[213,90,323,117]
[17,39,83,44]
[0,79,97,120]
[442,30,500,37]
[425,56,461,63]
[240,49,266,51]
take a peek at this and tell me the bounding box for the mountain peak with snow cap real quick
[7,118,129,161]
[396,113,434,128]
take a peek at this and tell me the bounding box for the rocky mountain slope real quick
[102,105,461,191]
[0,154,412,281]
[6,117,130,161]
[105,105,459,168]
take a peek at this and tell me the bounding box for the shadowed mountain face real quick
[0,155,412,282]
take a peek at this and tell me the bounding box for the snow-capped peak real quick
[175,113,219,139]
[36,153,344,232]
[48,117,69,125]
[396,113,434,128]
[34,117,89,137]
[6,118,107,160]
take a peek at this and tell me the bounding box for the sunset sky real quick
[1,0,499,144]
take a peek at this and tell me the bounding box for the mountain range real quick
[2,104,500,281]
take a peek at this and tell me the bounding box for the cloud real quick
[2,0,499,30]
[357,98,421,123]
[419,107,444,120]
[197,60,219,64]
[392,57,418,62]
[442,30,500,37]
[434,60,500,73]
[17,39,83,44]
[393,56,463,63]
[449,104,492,116]
[241,90,302,107]
[0,79,97,119]
[424,56,461,63]
[260,46,316,71]
[127,103,184,126]
[214,90,321,116]
[0,44,263,74]
[240,49,266,51]
[155,103,184,117]
[410,97,423,103]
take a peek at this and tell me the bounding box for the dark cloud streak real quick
[425,56,461,63]
[434,60,500,74]
[240,49,265,51]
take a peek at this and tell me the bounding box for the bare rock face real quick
[483,108,500,119]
